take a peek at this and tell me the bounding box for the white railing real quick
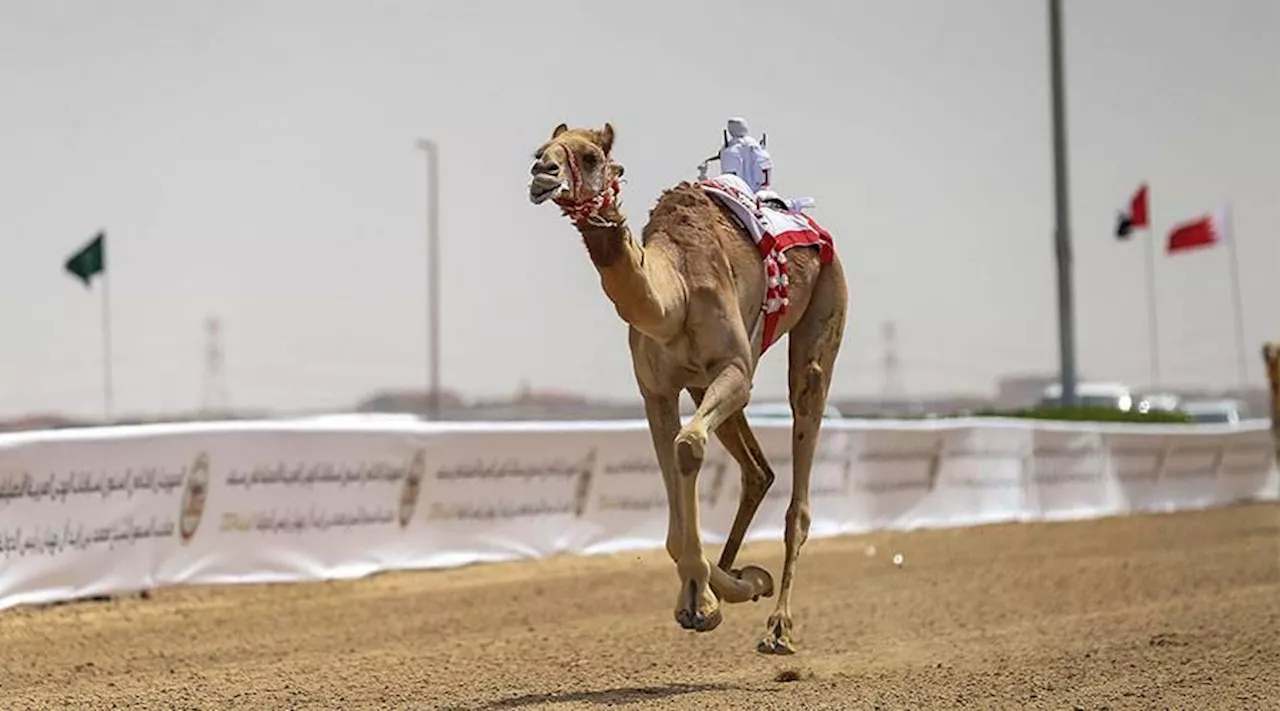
[1,417,1275,610]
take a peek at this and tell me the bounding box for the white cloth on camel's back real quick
[719,134,773,194]
[699,174,820,248]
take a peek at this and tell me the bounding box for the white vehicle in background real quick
[1038,382,1135,411]
[744,401,844,422]
[1136,392,1182,414]
[1179,398,1246,424]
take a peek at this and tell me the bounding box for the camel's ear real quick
[552,123,568,138]
[599,122,614,155]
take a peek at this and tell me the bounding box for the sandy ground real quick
[2,502,1278,710]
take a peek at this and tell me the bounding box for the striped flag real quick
[1167,206,1228,254]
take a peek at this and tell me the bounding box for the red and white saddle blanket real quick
[697,174,835,352]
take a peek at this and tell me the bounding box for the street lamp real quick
[1047,0,1078,407]
[415,138,441,420]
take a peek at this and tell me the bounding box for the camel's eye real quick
[581,151,600,169]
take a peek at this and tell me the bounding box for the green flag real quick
[65,231,105,287]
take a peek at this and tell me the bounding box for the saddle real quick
[696,172,835,354]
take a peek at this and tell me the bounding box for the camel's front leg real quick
[641,390,684,565]
[671,361,771,632]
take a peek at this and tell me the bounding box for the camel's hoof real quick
[757,635,798,655]
[734,565,775,601]
[757,618,797,655]
[676,606,723,633]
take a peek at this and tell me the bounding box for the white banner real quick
[1,417,1276,610]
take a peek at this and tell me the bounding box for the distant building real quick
[354,389,466,415]
[0,414,83,432]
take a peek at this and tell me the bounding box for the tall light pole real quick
[1048,0,1078,407]
[416,138,442,420]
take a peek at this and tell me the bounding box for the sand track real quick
[3,503,1278,710]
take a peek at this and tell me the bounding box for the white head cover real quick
[726,117,750,138]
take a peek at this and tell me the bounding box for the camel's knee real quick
[674,427,707,478]
[789,362,825,419]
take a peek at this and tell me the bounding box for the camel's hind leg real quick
[758,256,847,655]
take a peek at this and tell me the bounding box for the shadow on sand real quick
[443,681,738,709]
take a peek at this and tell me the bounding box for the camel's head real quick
[529,122,625,225]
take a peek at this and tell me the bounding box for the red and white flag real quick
[1167,205,1229,254]
[1115,183,1149,240]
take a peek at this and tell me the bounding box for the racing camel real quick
[527,122,848,654]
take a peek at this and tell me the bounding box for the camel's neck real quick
[573,205,680,340]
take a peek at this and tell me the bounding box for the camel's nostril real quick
[531,160,558,176]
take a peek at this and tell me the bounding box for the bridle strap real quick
[561,143,583,199]
[553,142,622,228]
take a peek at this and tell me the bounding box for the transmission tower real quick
[201,316,230,414]
[880,320,904,400]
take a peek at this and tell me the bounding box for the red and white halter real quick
[553,143,623,228]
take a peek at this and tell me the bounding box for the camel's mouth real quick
[529,176,567,205]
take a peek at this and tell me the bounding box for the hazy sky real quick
[1,0,1277,419]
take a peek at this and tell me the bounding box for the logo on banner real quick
[179,452,212,544]
[399,449,426,528]
[572,448,596,518]
[926,437,945,491]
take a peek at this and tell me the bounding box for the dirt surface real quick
[2,503,1278,710]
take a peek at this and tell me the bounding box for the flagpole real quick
[1224,202,1247,387]
[1143,227,1161,387]
[102,264,114,420]
[415,138,441,421]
